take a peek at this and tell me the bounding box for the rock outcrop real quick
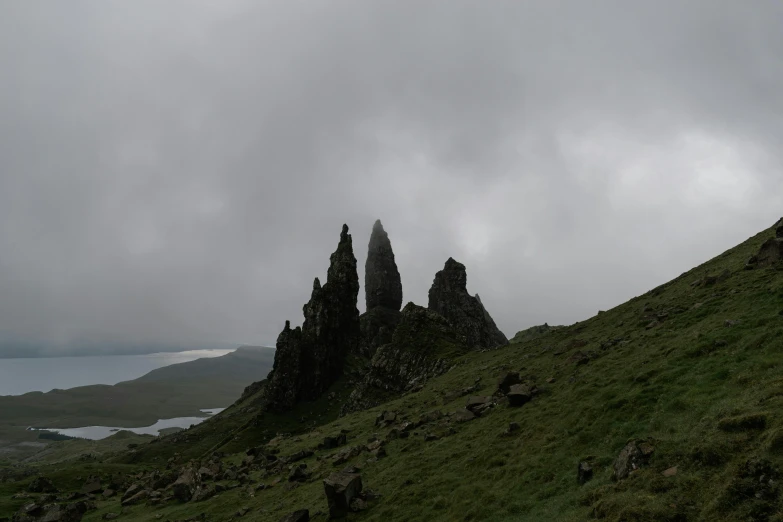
[359,220,403,357]
[365,220,403,312]
[427,258,508,349]
[612,439,655,481]
[264,225,360,413]
[755,237,783,267]
[341,303,467,414]
[323,472,363,519]
[747,219,783,269]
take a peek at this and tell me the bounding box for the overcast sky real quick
[1,1,782,349]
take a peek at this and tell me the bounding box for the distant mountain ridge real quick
[0,346,275,429]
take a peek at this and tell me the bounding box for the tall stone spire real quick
[264,224,360,412]
[365,219,403,312]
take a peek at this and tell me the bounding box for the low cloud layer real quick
[1,1,781,349]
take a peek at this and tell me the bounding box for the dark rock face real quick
[264,225,360,412]
[358,307,401,357]
[172,467,200,502]
[341,303,467,415]
[578,461,594,485]
[427,258,508,349]
[264,321,304,412]
[497,372,522,395]
[365,220,402,312]
[278,510,309,522]
[506,383,536,406]
[756,238,783,268]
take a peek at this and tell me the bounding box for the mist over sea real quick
[0,349,234,396]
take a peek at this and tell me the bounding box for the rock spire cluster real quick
[264,220,508,414]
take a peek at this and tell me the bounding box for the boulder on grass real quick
[323,472,362,519]
[612,439,655,480]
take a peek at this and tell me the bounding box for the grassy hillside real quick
[3,222,783,521]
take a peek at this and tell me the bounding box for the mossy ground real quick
[3,224,783,521]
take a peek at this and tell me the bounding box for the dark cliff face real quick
[427,258,508,349]
[341,302,467,415]
[264,225,360,412]
[365,220,403,312]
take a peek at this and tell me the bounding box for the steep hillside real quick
[3,220,783,522]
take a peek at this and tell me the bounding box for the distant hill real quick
[133,345,275,383]
[0,346,275,429]
[0,339,240,358]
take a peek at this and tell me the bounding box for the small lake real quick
[0,349,234,396]
[32,408,226,440]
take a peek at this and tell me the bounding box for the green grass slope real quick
[4,222,783,522]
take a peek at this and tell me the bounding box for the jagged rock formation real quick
[341,303,467,415]
[365,220,403,311]
[358,220,403,357]
[427,258,508,349]
[264,225,360,413]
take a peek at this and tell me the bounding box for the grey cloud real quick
[0,1,782,351]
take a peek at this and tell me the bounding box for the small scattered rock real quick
[465,396,494,415]
[577,461,593,485]
[613,439,655,480]
[172,467,201,502]
[452,409,476,423]
[506,383,535,407]
[349,497,368,511]
[27,477,57,494]
[288,464,310,483]
[121,489,149,506]
[322,433,348,449]
[79,477,102,495]
[497,372,522,394]
[661,466,678,477]
[567,351,590,365]
[191,484,217,502]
